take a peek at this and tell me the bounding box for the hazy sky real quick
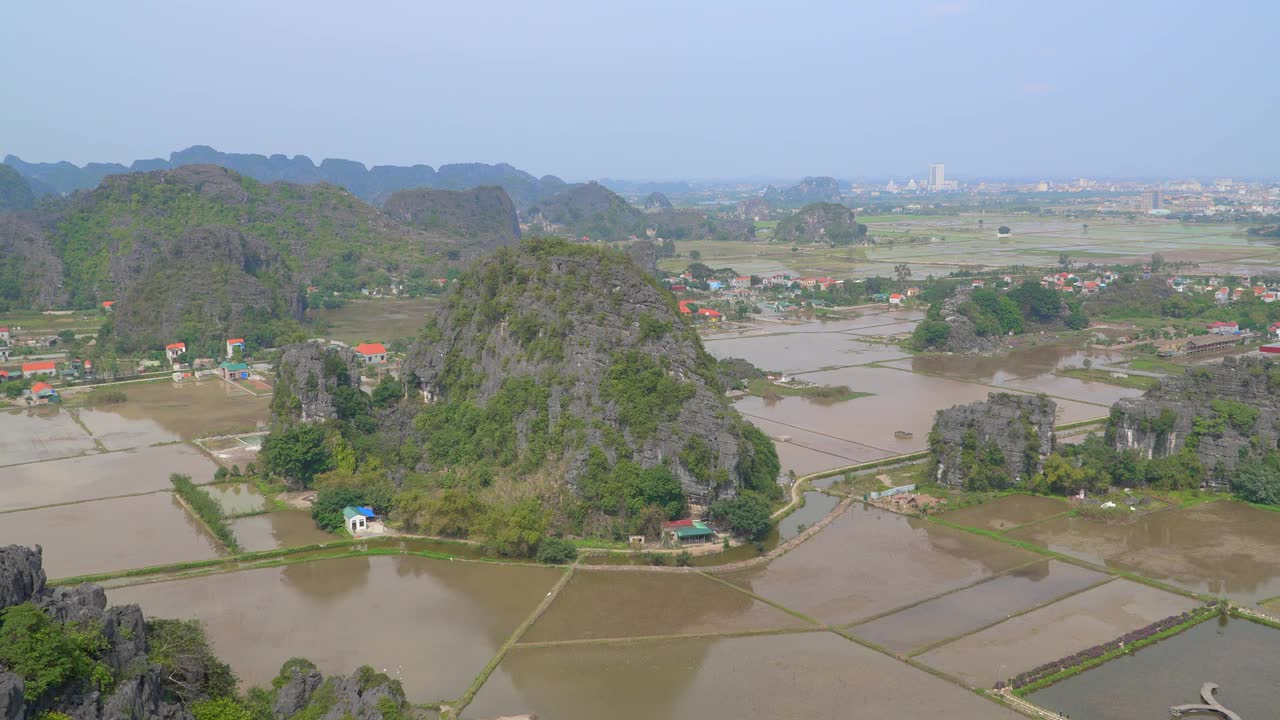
[2,1,1275,180]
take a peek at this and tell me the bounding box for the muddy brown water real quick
[107,556,560,702]
[704,331,909,374]
[0,407,97,466]
[736,365,1108,464]
[306,297,440,345]
[939,494,1069,532]
[849,560,1108,653]
[205,483,267,515]
[915,579,1200,688]
[0,492,222,578]
[76,380,270,446]
[521,571,807,642]
[0,443,217,512]
[228,511,337,551]
[1027,615,1280,720]
[720,504,1036,625]
[464,631,1024,720]
[1007,500,1280,603]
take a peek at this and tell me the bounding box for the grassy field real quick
[746,378,873,403]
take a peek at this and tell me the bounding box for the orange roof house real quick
[355,343,388,364]
[23,361,57,376]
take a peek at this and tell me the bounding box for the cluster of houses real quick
[1040,271,1117,295]
[677,300,723,324]
[1167,275,1280,303]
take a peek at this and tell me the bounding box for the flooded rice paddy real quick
[850,560,1108,654]
[205,482,267,515]
[469,631,1022,720]
[720,504,1036,625]
[0,443,217,512]
[0,407,98,465]
[0,492,222,578]
[228,511,338,551]
[778,490,839,540]
[1007,499,1280,603]
[108,556,560,702]
[915,579,1199,688]
[75,379,270,444]
[522,570,808,642]
[1027,615,1280,720]
[940,494,1069,532]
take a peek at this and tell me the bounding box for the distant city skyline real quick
[1,1,1276,180]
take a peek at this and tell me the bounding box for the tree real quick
[191,698,254,720]
[370,375,403,408]
[1151,253,1166,272]
[1058,252,1071,270]
[710,491,771,540]
[894,263,912,288]
[1082,223,1089,233]
[260,423,331,486]
[1232,457,1280,505]
[910,320,952,350]
[0,603,104,703]
[997,225,1012,236]
[688,249,702,260]
[476,498,550,557]
[686,262,713,280]
[535,537,578,564]
[146,618,237,703]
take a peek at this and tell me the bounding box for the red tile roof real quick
[697,308,722,318]
[678,300,694,314]
[355,343,387,355]
[166,342,186,350]
[101,300,115,308]
[23,361,55,372]
[30,382,54,394]
[227,338,245,344]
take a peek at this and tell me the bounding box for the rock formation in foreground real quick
[930,392,1056,488]
[1109,354,1280,485]
[0,544,417,720]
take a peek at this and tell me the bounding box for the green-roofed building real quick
[342,506,368,535]
[663,519,717,544]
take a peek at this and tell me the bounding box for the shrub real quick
[710,491,772,540]
[535,537,578,565]
[170,473,239,552]
[0,603,109,703]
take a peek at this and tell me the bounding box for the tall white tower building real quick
[928,163,945,191]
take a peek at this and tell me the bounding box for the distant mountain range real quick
[4,146,569,209]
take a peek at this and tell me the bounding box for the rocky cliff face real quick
[772,202,864,244]
[936,286,1005,354]
[382,186,521,251]
[0,545,418,720]
[931,393,1056,487]
[1109,355,1280,485]
[273,344,363,422]
[392,239,777,504]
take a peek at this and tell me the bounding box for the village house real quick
[706,280,722,291]
[101,300,115,311]
[730,275,752,290]
[22,360,57,378]
[1207,321,1239,335]
[1214,287,1230,303]
[29,381,58,404]
[970,280,984,289]
[662,519,716,544]
[1078,280,1101,295]
[0,346,8,362]
[817,278,842,291]
[905,286,920,297]
[165,342,186,362]
[678,299,695,316]
[1269,321,1280,339]
[0,327,8,342]
[225,338,246,359]
[697,308,722,324]
[888,293,903,306]
[219,361,250,380]
[797,278,818,289]
[355,342,388,364]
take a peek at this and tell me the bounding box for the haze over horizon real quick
[2,1,1276,181]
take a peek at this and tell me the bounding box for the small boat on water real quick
[894,430,913,439]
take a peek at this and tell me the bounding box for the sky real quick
[2,1,1276,181]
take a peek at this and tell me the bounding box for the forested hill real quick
[0,165,510,351]
[269,238,780,543]
[4,146,569,208]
